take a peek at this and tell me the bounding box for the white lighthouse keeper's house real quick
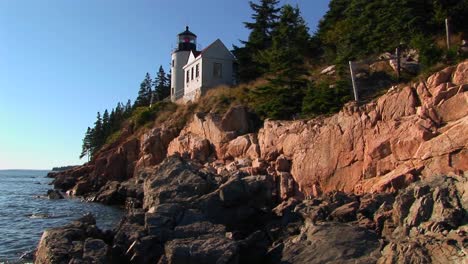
[170,27,237,103]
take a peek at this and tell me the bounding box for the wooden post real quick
[445,18,451,50]
[349,61,359,103]
[150,93,154,108]
[395,47,401,81]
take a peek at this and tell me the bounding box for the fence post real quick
[349,61,359,103]
[445,18,451,50]
[149,93,154,108]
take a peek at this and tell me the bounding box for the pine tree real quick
[244,0,280,50]
[134,73,153,107]
[109,109,116,132]
[249,5,311,120]
[125,99,132,115]
[79,127,93,160]
[102,109,110,140]
[91,112,104,153]
[260,4,310,85]
[234,0,280,82]
[153,65,170,101]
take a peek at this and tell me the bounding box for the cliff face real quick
[259,62,468,197]
[52,61,468,201]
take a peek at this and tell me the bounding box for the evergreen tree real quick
[317,0,468,64]
[244,0,280,50]
[260,4,310,85]
[102,109,110,139]
[125,99,132,115]
[108,109,116,132]
[79,127,93,160]
[134,73,153,107]
[153,65,170,101]
[91,111,104,152]
[233,0,280,82]
[249,5,311,119]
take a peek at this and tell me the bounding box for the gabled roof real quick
[183,39,236,69]
[196,39,236,60]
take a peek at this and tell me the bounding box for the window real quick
[191,67,194,80]
[186,70,189,83]
[196,64,200,78]
[172,60,174,67]
[213,63,222,78]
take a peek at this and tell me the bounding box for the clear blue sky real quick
[0,0,330,170]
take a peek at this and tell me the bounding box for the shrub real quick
[302,79,352,116]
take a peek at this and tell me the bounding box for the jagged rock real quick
[237,231,270,264]
[72,179,93,196]
[160,236,238,264]
[277,172,295,200]
[329,201,359,222]
[145,203,184,239]
[82,238,109,263]
[95,181,123,205]
[135,127,180,170]
[52,165,93,191]
[276,222,381,264]
[168,106,253,160]
[35,214,108,264]
[46,189,64,200]
[143,156,218,209]
[453,60,468,85]
[224,134,260,160]
[275,155,291,172]
[173,221,226,239]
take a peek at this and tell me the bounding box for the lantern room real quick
[177,26,197,52]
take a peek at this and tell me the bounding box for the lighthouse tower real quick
[171,26,197,101]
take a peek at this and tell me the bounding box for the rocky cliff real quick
[39,61,468,263]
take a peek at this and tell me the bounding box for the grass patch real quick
[130,101,178,130]
[105,130,123,146]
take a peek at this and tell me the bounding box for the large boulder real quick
[161,236,238,264]
[276,222,381,264]
[143,156,218,209]
[168,106,254,160]
[134,126,180,173]
[35,214,109,264]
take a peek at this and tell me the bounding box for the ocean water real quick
[0,170,124,263]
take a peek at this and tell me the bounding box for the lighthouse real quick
[171,26,197,101]
[170,27,237,103]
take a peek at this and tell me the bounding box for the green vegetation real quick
[131,101,177,129]
[317,0,468,64]
[232,0,467,120]
[80,102,132,159]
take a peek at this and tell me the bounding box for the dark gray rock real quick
[35,214,108,264]
[329,201,359,222]
[161,236,238,264]
[47,189,64,200]
[95,181,125,205]
[82,238,109,263]
[173,221,226,239]
[143,156,218,209]
[277,222,381,264]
